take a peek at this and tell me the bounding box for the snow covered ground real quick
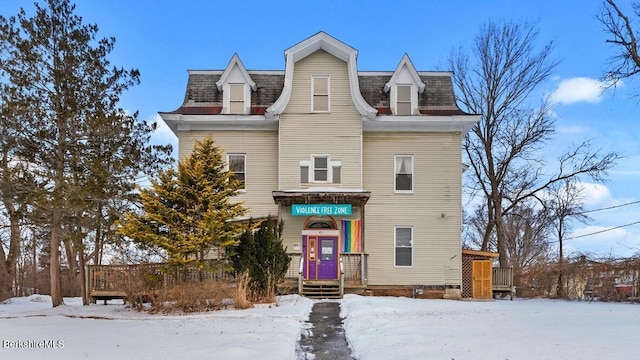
[1,294,639,359]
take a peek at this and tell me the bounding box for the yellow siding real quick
[177,130,279,218]
[279,50,362,190]
[363,132,462,286]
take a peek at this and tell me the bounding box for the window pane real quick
[230,84,244,101]
[231,172,245,183]
[396,174,412,191]
[229,155,245,172]
[395,156,412,174]
[396,227,412,247]
[314,77,328,94]
[321,239,334,261]
[396,102,411,116]
[229,101,244,114]
[395,248,412,266]
[315,169,328,181]
[313,95,329,111]
[314,157,328,169]
[397,85,411,101]
[332,165,341,183]
[300,166,309,183]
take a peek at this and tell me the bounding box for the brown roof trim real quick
[162,106,270,116]
[272,190,371,207]
[462,249,500,258]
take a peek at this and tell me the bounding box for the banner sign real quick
[291,204,352,216]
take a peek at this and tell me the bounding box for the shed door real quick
[472,260,492,299]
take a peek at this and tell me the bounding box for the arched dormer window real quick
[216,54,256,115]
[384,54,425,116]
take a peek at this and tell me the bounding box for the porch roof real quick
[461,249,500,258]
[272,188,371,207]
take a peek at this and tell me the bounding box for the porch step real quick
[301,281,342,299]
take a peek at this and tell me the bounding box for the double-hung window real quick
[395,226,413,267]
[227,154,246,190]
[229,84,245,114]
[313,156,328,182]
[394,155,413,192]
[396,85,412,115]
[312,75,330,112]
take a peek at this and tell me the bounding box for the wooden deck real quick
[492,267,515,300]
[85,263,229,303]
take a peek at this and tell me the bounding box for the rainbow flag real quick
[341,219,362,253]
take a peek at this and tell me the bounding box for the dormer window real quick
[396,85,412,116]
[229,84,245,114]
[216,54,256,115]
[384,54,425,116]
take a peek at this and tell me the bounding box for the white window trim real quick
[311,75,330,113]
[394,155,414,194]
[394,226,413,268]
[311,154,330,183]
[226,153,246,192]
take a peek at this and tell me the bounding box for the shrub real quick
[233,217,290,302]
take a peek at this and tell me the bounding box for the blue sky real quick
[2,0,639,258]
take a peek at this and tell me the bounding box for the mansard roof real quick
[163,71,465,116]
[160,32,468,117]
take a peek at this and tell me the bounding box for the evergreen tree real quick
[119,137,247,270]
[234,216,290,301]
[0,0,171,306]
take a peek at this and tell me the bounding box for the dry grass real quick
[127,279,236,313]
[233,272,252,310]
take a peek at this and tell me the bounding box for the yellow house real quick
[159,32,479,299]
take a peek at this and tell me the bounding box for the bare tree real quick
[546,179,592,298]
[503,200,554,283]
[450,20,621,266]
[598,0,640,84]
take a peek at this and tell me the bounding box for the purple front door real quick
[303,235,338,280]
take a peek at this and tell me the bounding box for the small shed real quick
[462,249,499,299]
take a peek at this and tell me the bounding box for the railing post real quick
[360,253,366,286]
[298,256,304,296]
[340,257,345,298]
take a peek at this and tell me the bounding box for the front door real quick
[303,235,338,280]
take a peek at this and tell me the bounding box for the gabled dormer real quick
[266,31,377,120]
[384,54,425,116]
[216,54,257,115]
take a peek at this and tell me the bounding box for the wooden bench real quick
[89,291,127,305]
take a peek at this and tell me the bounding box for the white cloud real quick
[576,182,613,207]
[550,77,612,105]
